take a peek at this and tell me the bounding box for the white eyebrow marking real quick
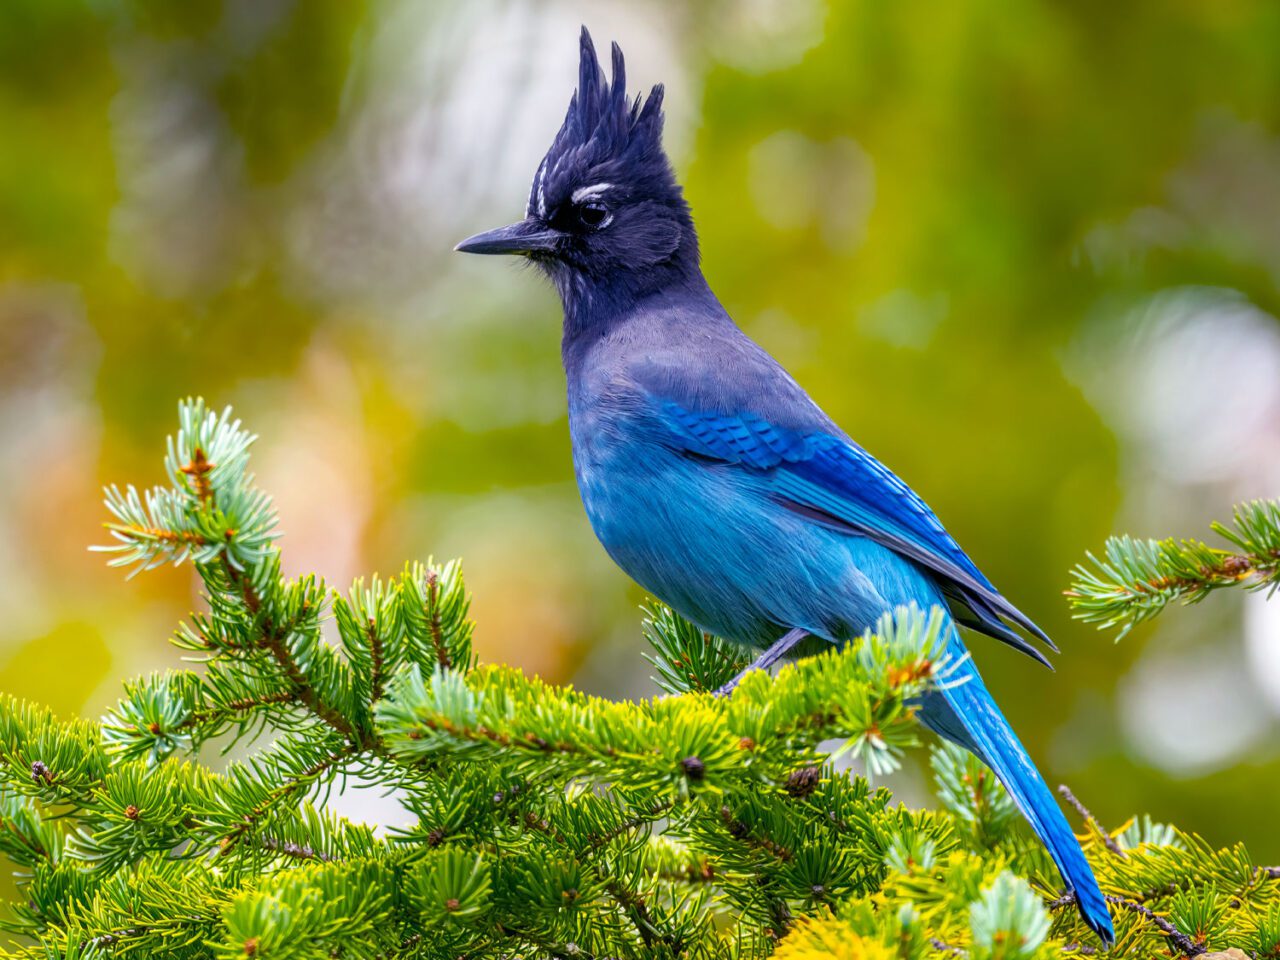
[529,158,549,218]
[571,183,614,204]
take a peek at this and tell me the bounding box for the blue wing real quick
[660,401,1057,666]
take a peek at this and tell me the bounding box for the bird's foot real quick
[713,627,810,698]
[713,675,743,698]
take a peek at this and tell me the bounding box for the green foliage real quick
[0,400,1277,958]
[10,0,1280,867]
[1068,499,1280,637]
[931,743,1018,851]
[643,599,751,695]
[969,873,1051,960]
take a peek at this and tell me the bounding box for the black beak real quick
[454,218,561,256]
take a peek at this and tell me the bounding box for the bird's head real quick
[455,28,697,305]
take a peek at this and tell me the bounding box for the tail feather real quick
[918,634,1115,947]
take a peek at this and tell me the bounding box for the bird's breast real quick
[565,399,861,646]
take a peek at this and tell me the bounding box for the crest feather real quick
[528,27,670,218]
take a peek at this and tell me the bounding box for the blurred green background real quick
[2,0,1279,859]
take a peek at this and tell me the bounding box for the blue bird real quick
[456,28,1114,946]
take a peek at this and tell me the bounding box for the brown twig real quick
[258,836,335,862]
[720,805,793,862]
[219,745,355,856]
[181,691,295,729]
[1106,895,1206,957]
[218,552,360,743]
[604,878,667,949]
[425,568,451,669]
[86,926,149,949]
[260,628,359,742]
[180,447,216,505]
[1058,784,1126,858]
[585,799,673,852]
[367,617,385,705]
[1048,890,1078,912]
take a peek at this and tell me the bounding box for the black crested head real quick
[456,28,699,313]
[531,28,696,282]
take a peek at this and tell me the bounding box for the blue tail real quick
[918,631,1115,947]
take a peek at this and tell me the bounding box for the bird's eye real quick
[577,202,610,229]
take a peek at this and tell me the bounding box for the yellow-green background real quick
[2,0,1278,866]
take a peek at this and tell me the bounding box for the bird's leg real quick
[715,627,810,697]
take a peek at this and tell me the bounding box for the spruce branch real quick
[933,741,1018,850]
[1107,895,1207,957]
[1067,499,1280,637]
[376,603,949,790]
[93,402,276,578]
[643,599,752,694]
[1058,784,1127,859]
[2,399,1276,958]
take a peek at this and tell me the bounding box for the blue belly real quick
[574,440,944,650]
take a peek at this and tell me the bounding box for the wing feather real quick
[658,401,1055,665]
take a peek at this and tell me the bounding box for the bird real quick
[455,28,1115,946]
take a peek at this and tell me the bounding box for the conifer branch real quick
[1,400,1275,959]
[1067,499,1280,637]
[1107,895,1207,957]
[179,691,296,730]
[258,624,360,744]
[256,835,336,863]
[1059,784,1127,858]
[218,744,356,852]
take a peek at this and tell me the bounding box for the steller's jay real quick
[456,28,1114,946]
